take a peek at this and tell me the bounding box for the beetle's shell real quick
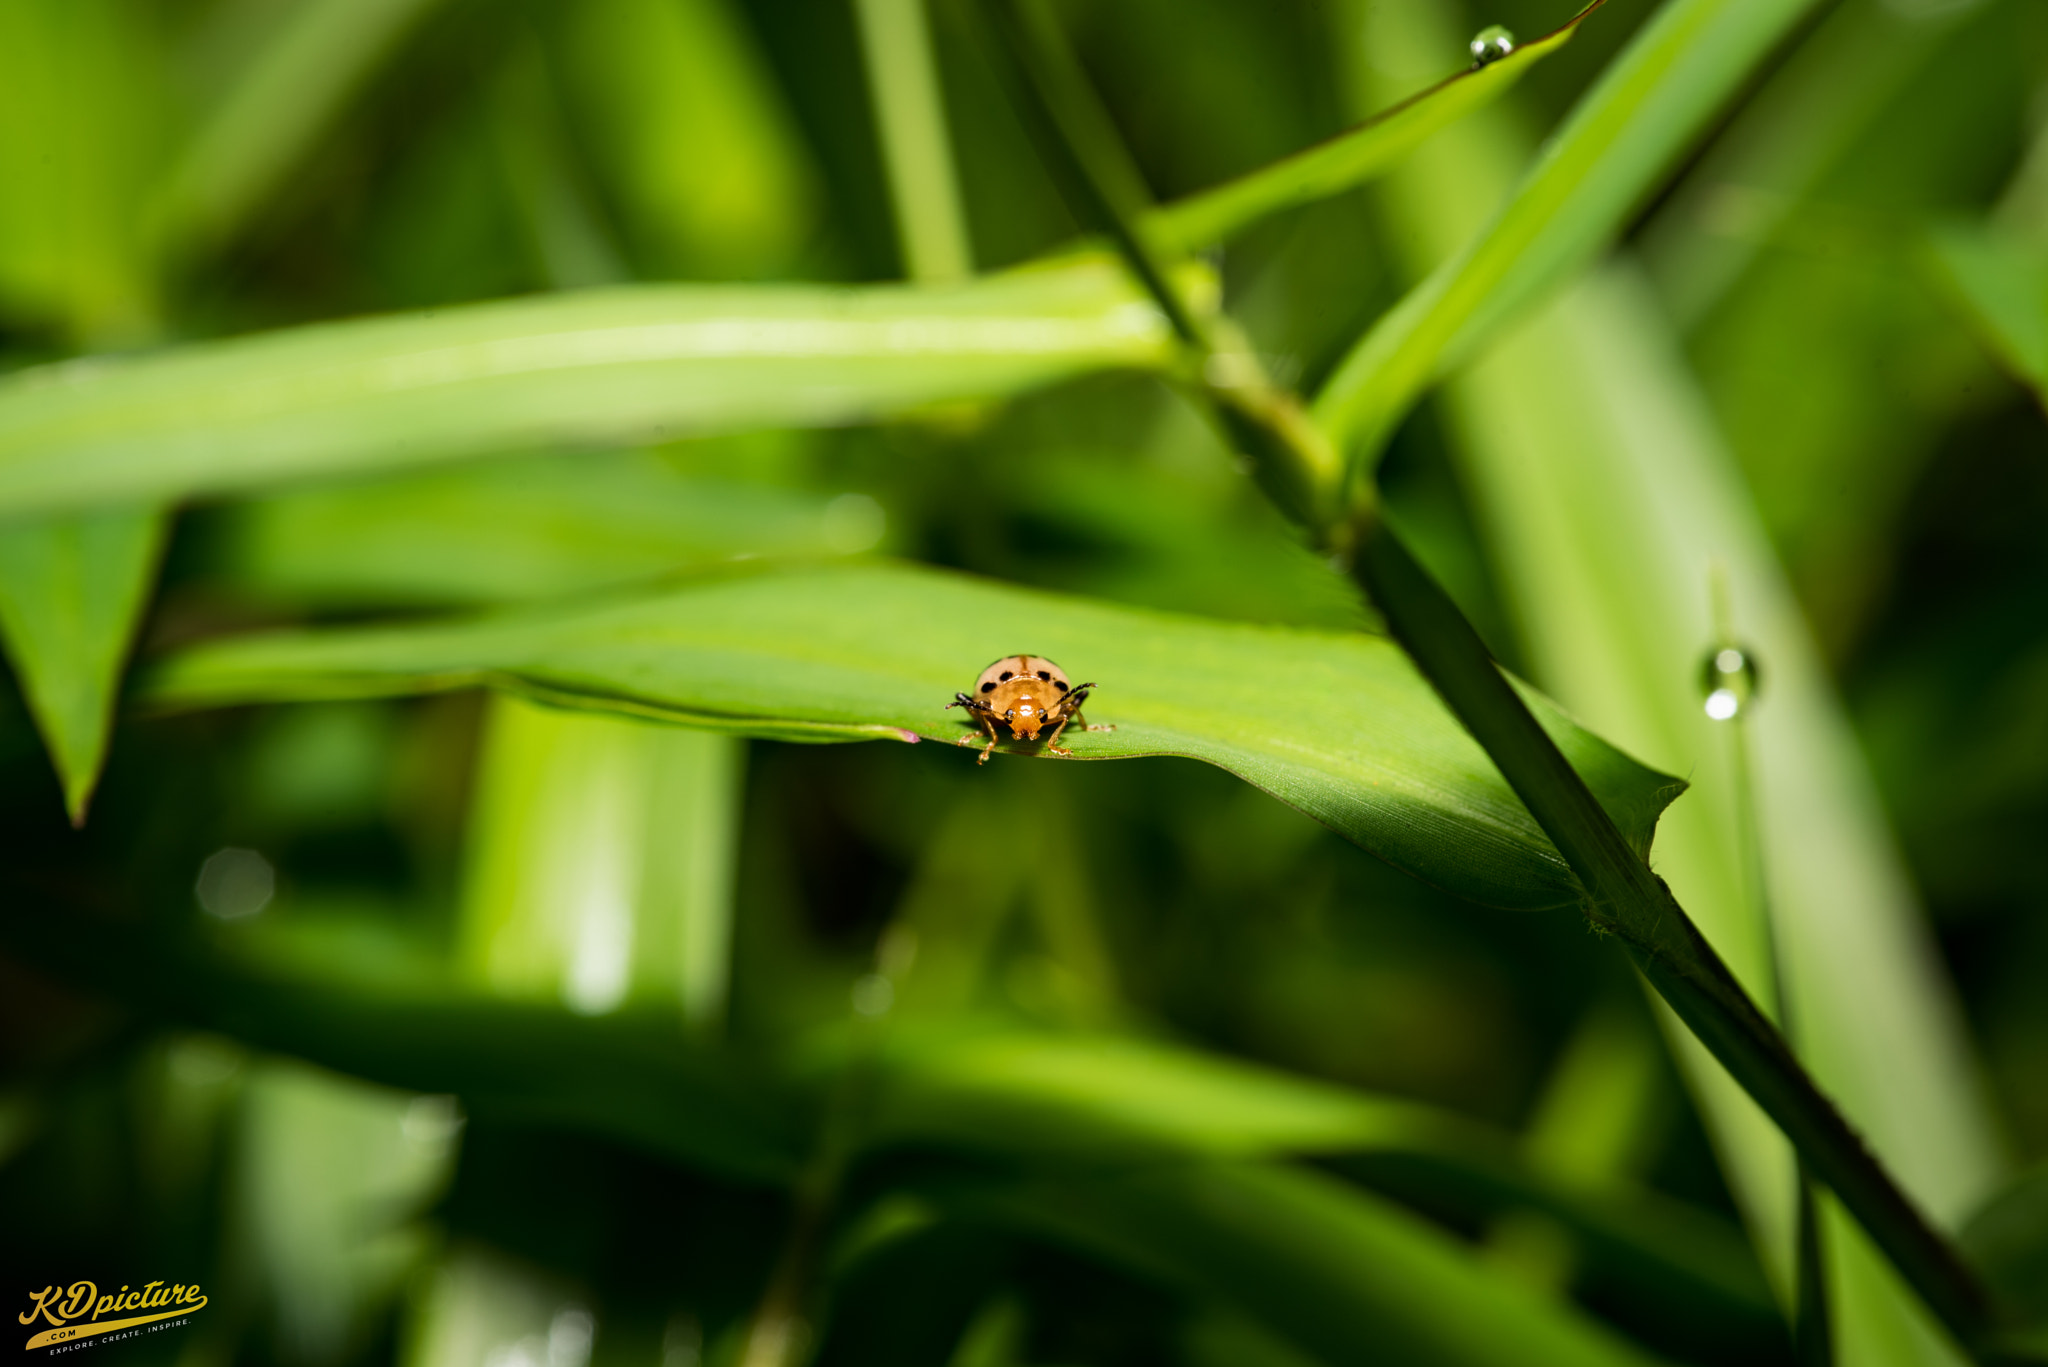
[972,654,1070,694]
[972,654,1072,740]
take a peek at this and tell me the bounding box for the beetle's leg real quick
[1043,710,1075,757]
[957,713,996,752]
[975,711,1002,764]
[1058,684,1115,734]
[1044,685,1106,755]
[951,695,1000,757]
[1055,711,1115,740]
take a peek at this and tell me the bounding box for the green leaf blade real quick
[864,1028,1457,1160]
[1146,9,1592,256]
[0,262,1174,517]
[866,1025,1776,1326]
[1315,0,1824,464]
[0,505,166,822]
[1928,225,2048,398]
[155,0,448,255]
[1418,259,2004,1358]
[944,1161,1664,1367]
[149,560,1682,911]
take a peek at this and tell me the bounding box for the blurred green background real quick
[2,0,2046,1365]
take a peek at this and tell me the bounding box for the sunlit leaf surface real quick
[0,260,1176,517]
[149,559,1682,911]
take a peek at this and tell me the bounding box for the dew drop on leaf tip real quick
[1469,25,1515,66]
[1700,645,1761,720]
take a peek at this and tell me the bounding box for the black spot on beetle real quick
[999,671,1013,681]
[1037,670,1051,680]
[1054,680,1069,692]
[980,681,997,693]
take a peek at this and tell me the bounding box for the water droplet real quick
[195,847,274,919]
[851,973,895,1018]
[1469,25,1516,66]
[1700,644,1761,720]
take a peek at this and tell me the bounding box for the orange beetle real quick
[944,654,1109,764]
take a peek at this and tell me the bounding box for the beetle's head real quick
[1004,694,1049,740]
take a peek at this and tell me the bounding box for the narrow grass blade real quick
[1928,226,2048,400]
[1480,998,1665,1294]
[493,39,631,290]
[1642,0,1990,331]
[0,904,807,1184]
[1424,259,2006,1362]
[860,1027,1476,1160]
[1441,260,2007,1365]
[555,0,818,280]
[0,505,166,822]
[1145,6,1596,256]
[1340,2,2001,1351]
[855,0,973,281]
[407,1247,592,1367]
[972,0,1205,348]
[459,695,741,1031]
[232,1057,455,1361]
[1314,0,1826,467]
[846,1022,1771,1330]
[0,261,1177,518]
[154,0,446,255]
[1346,498,1992,1358]
[147,559,1684,913]
[940,1161,1662,1367]
[863,1023,1770,1324]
